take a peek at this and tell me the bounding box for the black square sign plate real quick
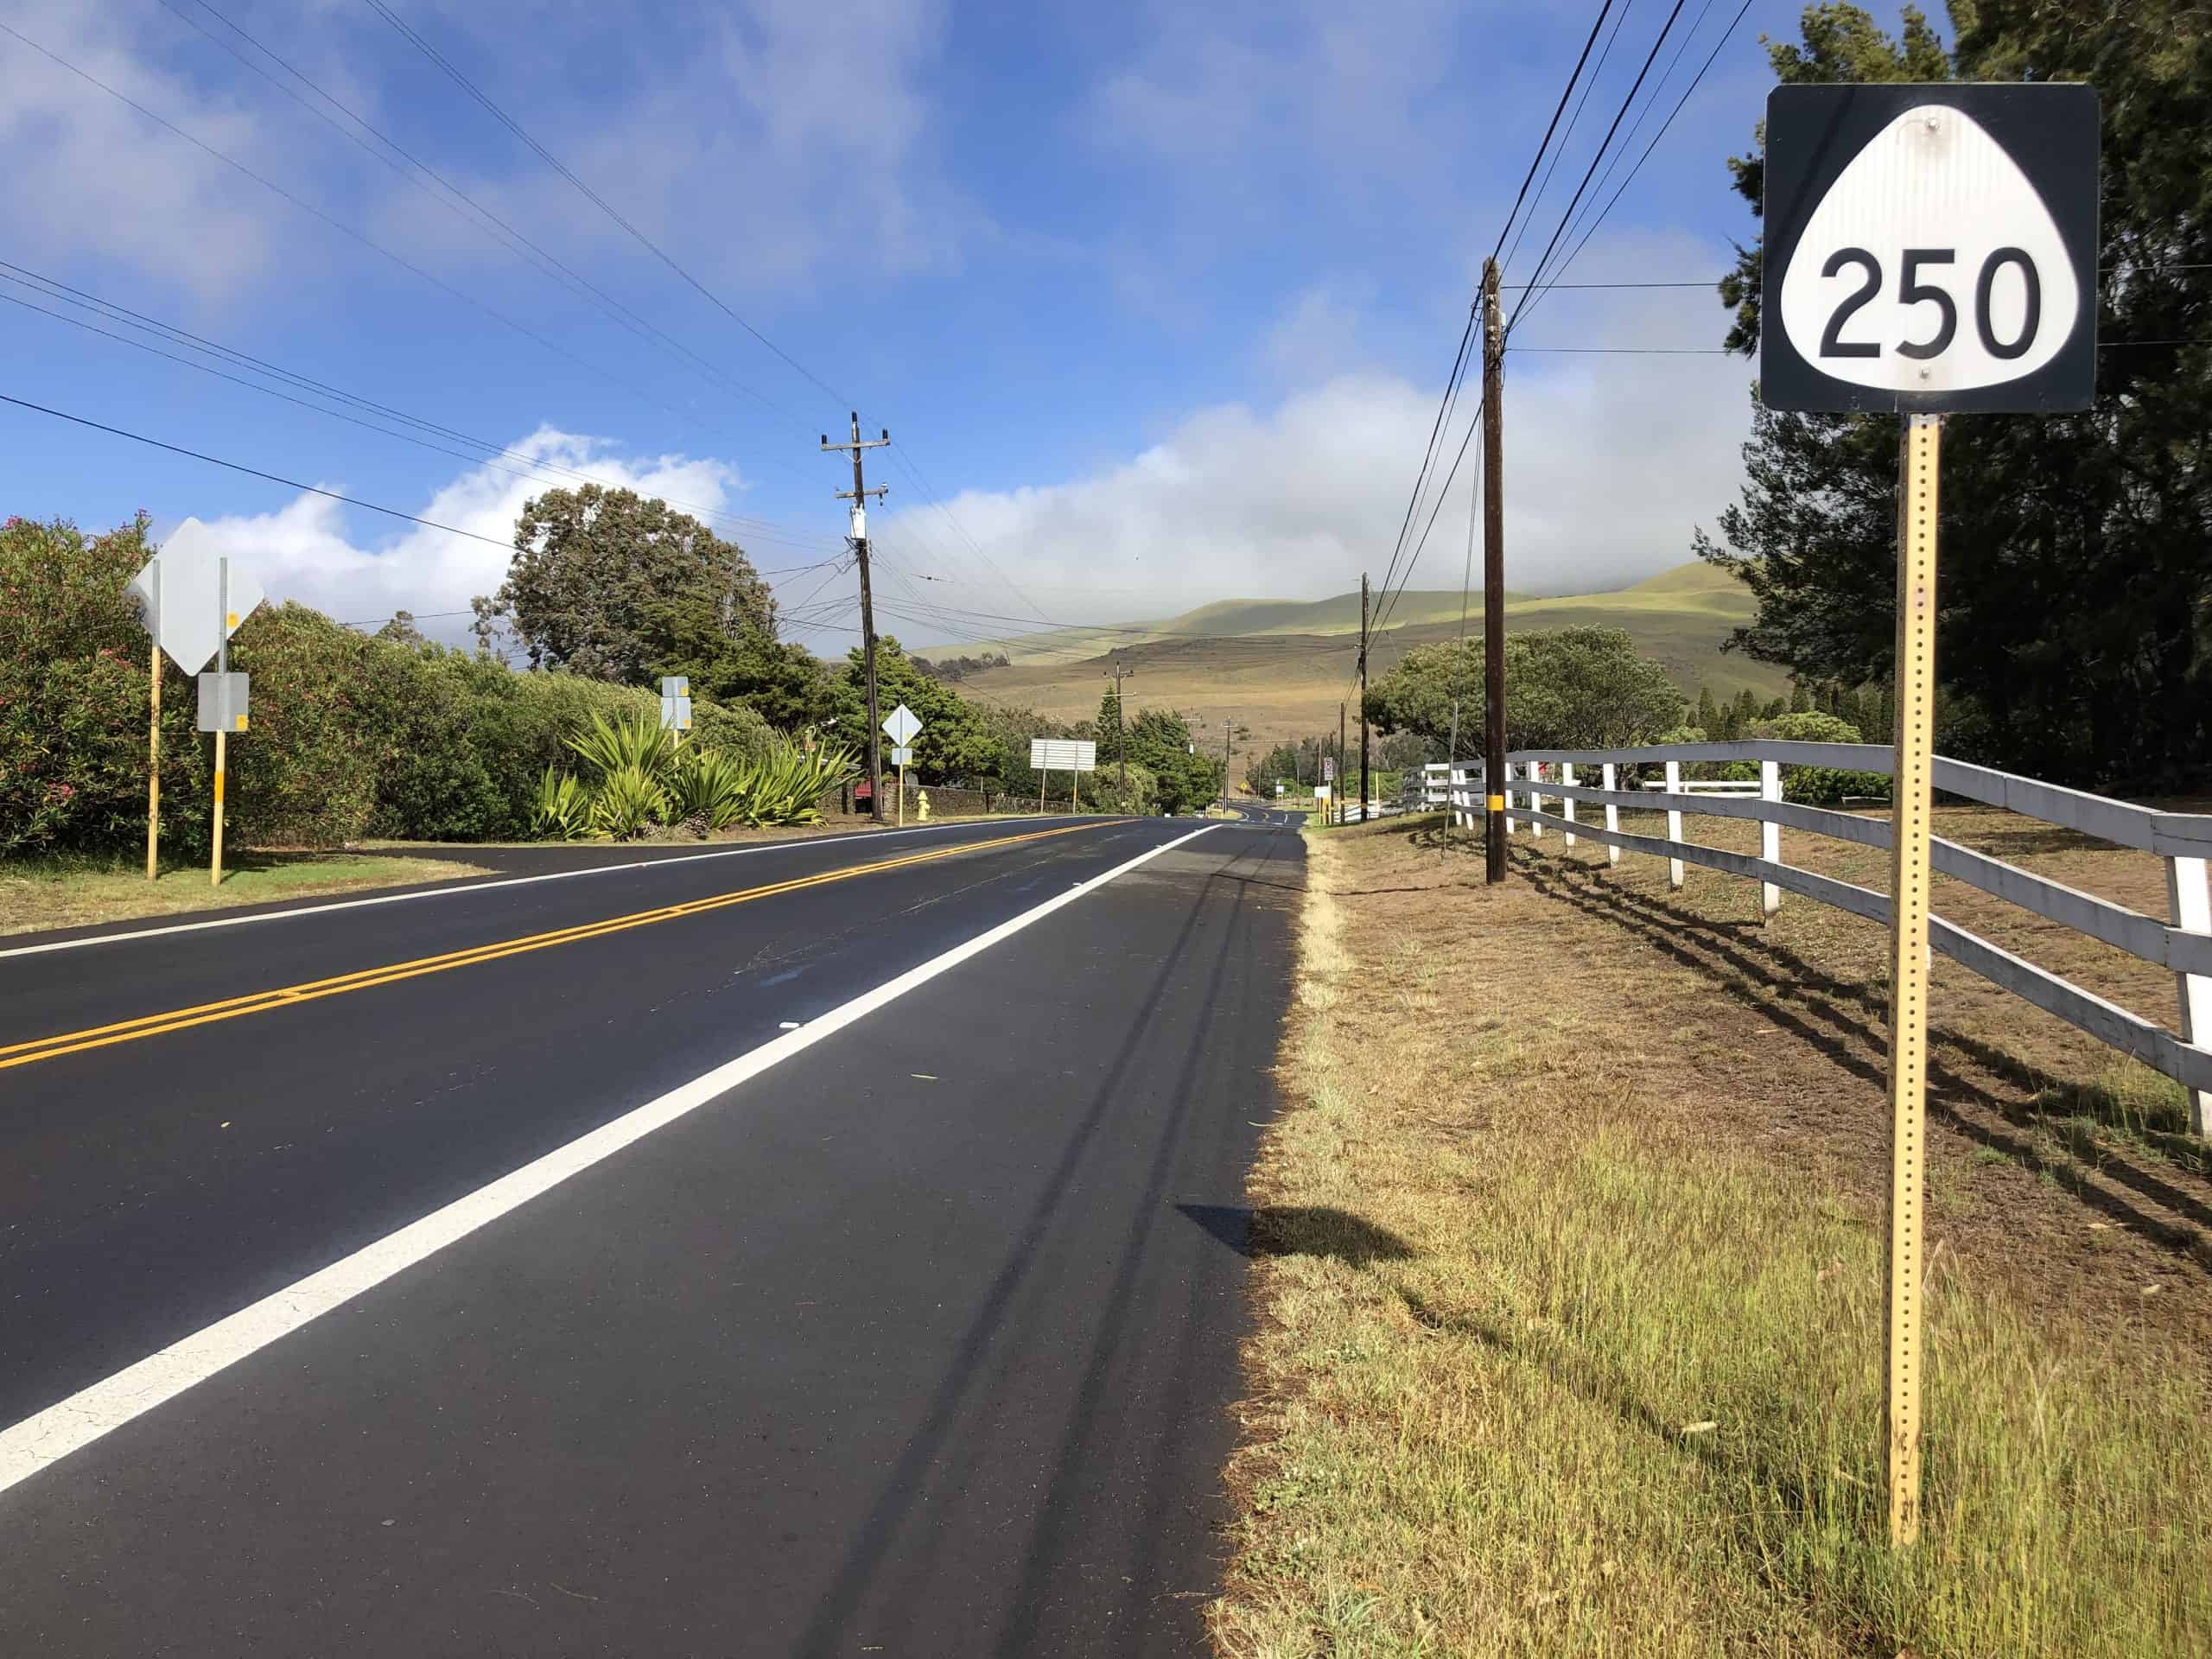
[1760,83,2099,415]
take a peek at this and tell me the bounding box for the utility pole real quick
[1481,258,1507,884]
[1358,571,1370,823]
[1338,699,1348,829]
[1103,658,1133,791]
[1222,716,1232,810]
[822,414,891,823]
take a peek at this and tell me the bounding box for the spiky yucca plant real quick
[589,762,667,840]
[665,747,751,832]
[527,766,594,840]
[565,709,677,784]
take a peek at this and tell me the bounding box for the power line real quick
[1511,0,1754,327]
[0,276,842,556]
[0,391,518,550]
[1497,0,1632,277]
[1373,1,1621,645]
[155,0,808,432]
[1490,3,1619,264]
[364,0,847,410]
[1505,0,1691,336]
[0,17,743,448]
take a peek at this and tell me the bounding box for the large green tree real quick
[1697,3,2212,789]
[474,486,778,690]
[1126,708,1224,813]
[829,637,1010,785]
[1363,627,1686,752]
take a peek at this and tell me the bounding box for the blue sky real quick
[0,0,1834,651]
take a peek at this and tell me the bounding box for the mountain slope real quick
[944,561,1787,751]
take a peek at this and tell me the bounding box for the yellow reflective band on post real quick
[213,771,226,804]
[1487,793,1505,812]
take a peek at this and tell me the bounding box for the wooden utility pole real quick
[1358,571,1370,823]
[1481,257,1507,884]
[1103,658,1133,791]
[1338,700,1348,828]
[823,414,891,823]
[1222,717,1232,810]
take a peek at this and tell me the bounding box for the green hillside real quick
[944,561,1788,751]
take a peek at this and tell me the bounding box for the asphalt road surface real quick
[0,812,1303,1656]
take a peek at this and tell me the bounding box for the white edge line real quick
[0,817,1076,961]
[0,822,1218,1497]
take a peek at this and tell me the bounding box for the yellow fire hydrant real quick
[917,789,931,822]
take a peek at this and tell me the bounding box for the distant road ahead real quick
[0,813,1303,1656]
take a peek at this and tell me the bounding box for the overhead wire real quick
[155,0,810,433]
[1503,0,1691,337]
[0,273,842,556]
[363,0,847,411]
[0,18,760,451]
[1510,0,1756,329]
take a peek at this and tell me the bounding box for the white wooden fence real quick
[1416,743,2212,1135]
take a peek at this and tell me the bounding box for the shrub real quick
[564,709,679,782]
[528,767,593,840]
[588,764,667,839]
[2,512,779,854]
[665,747,749,832]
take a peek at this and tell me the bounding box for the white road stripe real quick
[0,823,1217,1497]
[0,817,1071,961]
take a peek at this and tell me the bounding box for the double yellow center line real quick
[0,821,1110,1074]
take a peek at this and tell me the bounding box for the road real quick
[0,812,1303,1656]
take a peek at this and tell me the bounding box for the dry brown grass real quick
[1211,815,2212,1657]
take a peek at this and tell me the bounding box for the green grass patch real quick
[0,851,491,936]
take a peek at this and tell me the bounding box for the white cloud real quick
[194,429,741,638]
[0,1,281,303]
[876,231,1752,634]
[362,0,956,302]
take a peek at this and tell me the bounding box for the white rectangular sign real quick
[1029,738,1097,772]
[890,745,913,767]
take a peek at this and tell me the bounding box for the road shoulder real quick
[1209,818,2212,1656]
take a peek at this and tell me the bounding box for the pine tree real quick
[1095,685,1124,765]
[1789,681,1811,715]
[1696,686,1721,735]
[1698,0,2212,790]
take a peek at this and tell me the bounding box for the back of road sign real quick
[1760,84,2098,415]
[124,519,264,675]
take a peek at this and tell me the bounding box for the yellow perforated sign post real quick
[1885,413,1942,1545]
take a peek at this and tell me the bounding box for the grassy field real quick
[1211,816,2212,1656]
[950,562,1790,752]
[0,852,492,936]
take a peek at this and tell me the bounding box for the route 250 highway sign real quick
[1760,83,2099,414]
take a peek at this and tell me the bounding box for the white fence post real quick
[1531,762,1546,838]
[1663,759,1685,889]
[1504,762,1518,836]
[1601,761,1620,867]
[1562,760,1578,849]
[2167,855,2212,1135]
[1760,759,1783,918]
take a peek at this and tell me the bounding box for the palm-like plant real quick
[589,762,668,839]
[665,747,751,832]
[565,709,677,784]
[528,766,594,840]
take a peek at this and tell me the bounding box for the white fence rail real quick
[1414,744,2212,1134]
